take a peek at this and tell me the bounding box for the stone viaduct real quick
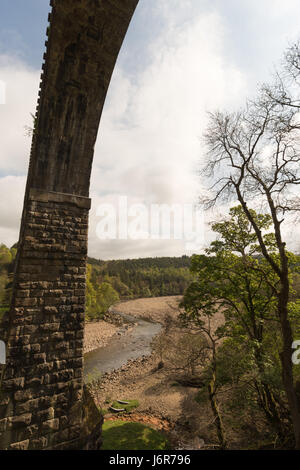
[0,0,139,450]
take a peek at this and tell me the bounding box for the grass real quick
[98,407,109,417]
[110,399,139,413]
[84,368,102,385]
[102,420,170,450]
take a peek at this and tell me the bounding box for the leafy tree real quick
[87,256,193,299]
[181,206,298,445]
[0,245,12,267]
[202,41,300,447]
[0,244,17,317]
[85,265,119,321]
[1,247,194,322]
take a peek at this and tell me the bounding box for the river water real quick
[83,312,162,379]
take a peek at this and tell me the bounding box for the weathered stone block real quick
[3,377,25,391]
[14,390,34,402]
[9,413,32,428]
[37,407,54,421]
[0,418,7,433]
[42,418,59,433]
[9,439,30,450]
[30,436,48,449]
[50,332,64,341]
[31,343,41,353]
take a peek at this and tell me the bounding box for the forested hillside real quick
[88,255,192,295]
[85,255,193,320]
[0,244,16,318]
[0,243,193,321]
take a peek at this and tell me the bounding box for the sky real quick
[0,0,299,259]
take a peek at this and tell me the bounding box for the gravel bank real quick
[84,321,119,354]
[84,311,135,354]
[111,296,183,323]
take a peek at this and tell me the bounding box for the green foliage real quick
[181,206,299,442]
[0,242,193,323]
[0,244,16,312]
[0,245,13,266]
[87,255,193,300]
[84,367,102,385]
[102,420,169,450]
[85,255,194,320]
[181,206,286,336]
[98,407,108,417]
[85,265,119,321]
[110,399,139,413]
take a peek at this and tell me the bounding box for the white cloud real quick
[0,175,26,247]
[89,7,246,258]
[0,56,38,248]
[0,55,39,175]
[0,0,299,259]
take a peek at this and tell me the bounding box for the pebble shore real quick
[84,311,135,354]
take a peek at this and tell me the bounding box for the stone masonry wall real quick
[0,191,90,450]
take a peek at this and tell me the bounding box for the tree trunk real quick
[279,285,300,449]
[208,346,227,449]
[274,199,300,449]
[208,376,227,449]
[254,379,287,442]
[253,347,287,441]
[236,189,300,448]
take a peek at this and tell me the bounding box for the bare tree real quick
[262,40,300,111]
[202,44,300,447]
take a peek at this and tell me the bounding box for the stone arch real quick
[0,0,139,450]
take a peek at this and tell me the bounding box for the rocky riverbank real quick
[84,321,118,354]
[87,296,228,449]
[90,350,208,450]
[111,296,182,323]
[83,296,181,355]
[84,310,136,354]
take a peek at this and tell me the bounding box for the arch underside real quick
[0,0,139,450]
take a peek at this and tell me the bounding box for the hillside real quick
[0,243,193,321]
[85,255,193,320]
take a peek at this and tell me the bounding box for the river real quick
[83,311,162,379]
